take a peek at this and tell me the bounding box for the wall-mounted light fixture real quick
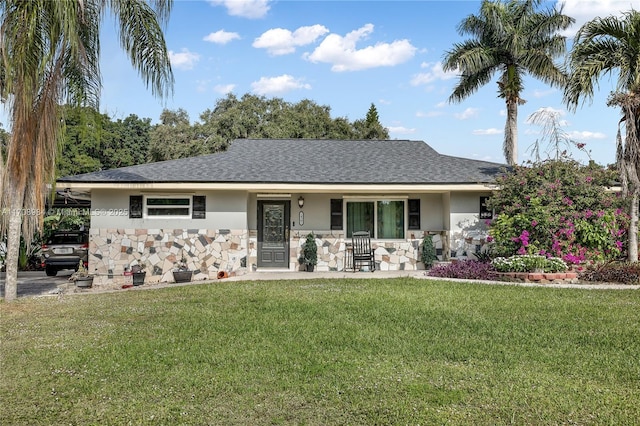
[298,196,305,208]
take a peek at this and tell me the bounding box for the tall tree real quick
[0,0,173,301]
[148,109,207,162]
[353,103,389,140]
[442,0,573,165]
[564,10,640,262]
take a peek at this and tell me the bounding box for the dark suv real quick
[41,231,89,276]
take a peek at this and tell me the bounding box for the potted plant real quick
[172,252,193,283]
[302,233,317,272]
[131,263,146,286]
[70,260,93,288]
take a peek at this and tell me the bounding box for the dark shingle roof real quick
[58,139,506,184]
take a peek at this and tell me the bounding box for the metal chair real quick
[351,231,375,272]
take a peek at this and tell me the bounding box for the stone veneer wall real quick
[288,231,445,272]
[89,228,248,287]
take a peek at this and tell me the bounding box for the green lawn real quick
[2,278,639,425]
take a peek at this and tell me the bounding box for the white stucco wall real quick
[449,191,492,257]
[90,189,247,230]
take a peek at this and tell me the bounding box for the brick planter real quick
[497,271,578,283]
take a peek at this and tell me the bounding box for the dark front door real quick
[257,200,290,268]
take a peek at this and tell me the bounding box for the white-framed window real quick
[129,195,206,219]
[345,198,406,239]
[145,195,191,218]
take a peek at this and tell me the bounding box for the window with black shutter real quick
[129,195,143,218]
[408,199,420,230]
[330,199,343,230]
[192,195,206,219]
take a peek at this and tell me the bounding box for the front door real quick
[257,200,290,268]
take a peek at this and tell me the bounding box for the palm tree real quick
[564,10,640,262]
[442,0,573,166]
[0,0,174,301]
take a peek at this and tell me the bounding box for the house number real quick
[299,211,304,226]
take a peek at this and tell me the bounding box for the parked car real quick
[41,231,89,276]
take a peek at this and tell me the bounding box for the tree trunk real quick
[629,190,639,262]
[4,181,25,302]
[504,99,518,166]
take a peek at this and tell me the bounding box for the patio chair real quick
[351,231,375,272]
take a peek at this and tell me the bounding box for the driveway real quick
[0,270,74,298]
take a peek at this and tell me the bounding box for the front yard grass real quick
[1,278,639,425]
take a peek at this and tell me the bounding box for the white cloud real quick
[169,49,200,70]
[209,0,270,19]
[253,25,329,56]
[411,62,457,86]
[435,101,447,108]
[568,130,607,140]
[473,128,502,135]
[214,84,236,94]
[560,0,640,36]
[203,30,241,44]
[454,107,479,120]
[251,74,311,95]
[305,24,416,72]
[388,126,416,134]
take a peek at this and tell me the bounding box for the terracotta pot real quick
[217,271,229,279]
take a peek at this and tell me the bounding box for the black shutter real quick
[408,199,420,230]
[192,195,206,219]
[129,195,142,218]
[330,199,343,230]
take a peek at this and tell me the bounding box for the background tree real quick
[57,106,105,176]
[148,109,205,162]
[0,122,8,160]
[0,0,173,302]
[442,0,573,165]
[104,113,152,169]
[564,10,640,262]
[353,103,389,140]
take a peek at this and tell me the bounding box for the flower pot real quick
[217,271,229,279]
[305,263,315,272]
[75,276,94,288]
[173,270,193,283]
[133,272,146,286]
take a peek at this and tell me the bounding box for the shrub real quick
[580,262,640,284]
[486,159,629,265]
[428,260,498,281]
[302,233,317,266]
[491,255,568,273]
[420,234,437,268]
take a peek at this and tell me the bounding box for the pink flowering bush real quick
[487,159,629,265]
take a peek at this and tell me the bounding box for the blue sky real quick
[13,0,640,166]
